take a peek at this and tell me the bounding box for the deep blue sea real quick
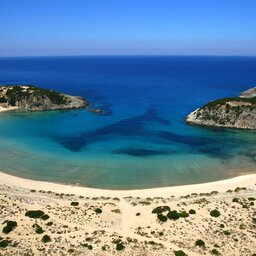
[0,56,255,189]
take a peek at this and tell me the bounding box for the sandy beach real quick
[0,171,256,255]
[0,105,19,112]
[0,171,256,197]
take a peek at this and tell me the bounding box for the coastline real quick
[1,170,256,255]
[0,106,19,112]
[1,171,255,197]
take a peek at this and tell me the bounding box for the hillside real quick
[185,87,256,129]
[0,85,88,111]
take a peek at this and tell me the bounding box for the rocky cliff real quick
[0,85,88,111]
[185,87,256,129]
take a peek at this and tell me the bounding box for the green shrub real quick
[157,214,167,222]
[25,210,45,219]
[174,250,187,256]
[70,202,79,206]
[210,209,220,217]
[232,198,239,203]
[81,243,93,249]
[152,206,170,214]
[42,235,51,243]
[167,210,180,220]
[211,249,220,255]
[223,230,231,236]
[189,209,196,214]
[33,224,44,234]
[0,240,9,248]
[220,224,225,228]
[2,221,17,234]
[46,221,53,226]
[179,211,189,218]
[248,197,255,201]
[95,208,102,214]
[116,243,125,251]
[195,239,205,247]
[0,97,7,103]
[41,214,50,221]
[239,224,246,230]
[159,231,164,236]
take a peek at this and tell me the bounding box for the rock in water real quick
[185,87,256,129]
[0,85,88,111]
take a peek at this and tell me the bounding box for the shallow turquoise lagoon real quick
[0,56,255,189]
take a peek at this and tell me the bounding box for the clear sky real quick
[0,0,256,56]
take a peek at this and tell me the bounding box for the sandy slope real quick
[0,172,256,255]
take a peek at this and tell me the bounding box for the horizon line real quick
[0,53,256,58]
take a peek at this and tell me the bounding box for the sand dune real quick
[0,172,256,255]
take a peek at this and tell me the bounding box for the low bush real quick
[195,239,205,247]
[232,198,239,203]
[70,202,79,206]
[25,210,45,219]
[179,211,189,218]
[223,230,231,236]
[239,224,246,230]
[33,224,44,234]
[95,208,102,214]
[210,209,220,217]
[46,221,53,226]
[2,221,17,234]
[157,214,168,222]
[116,243,125,251]
[0,240,10,248]
[152,206,170,214]
[189,209,196,214]
[42,235,51,243]
[174,250,187,256]
[81,243,93,250]
[41,214,50,221]
[167,210,180,220]
[211,249,220,255]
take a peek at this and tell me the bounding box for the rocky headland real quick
[0,85,88,112]
[185,87,256,129]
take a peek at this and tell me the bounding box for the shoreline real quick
[1,171,256,255]
[1,171,256,197]
[0,106,19,112]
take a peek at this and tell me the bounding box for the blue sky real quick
[0,0,256,56]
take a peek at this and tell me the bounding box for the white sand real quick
[1,171,256,255]
[0,171,255,197]
[0,105,19,112]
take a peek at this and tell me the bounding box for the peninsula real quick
[0,85,88,112]
[185,87,256,129]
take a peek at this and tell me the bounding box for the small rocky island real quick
[0,85,88,112]
[185,87,256,129]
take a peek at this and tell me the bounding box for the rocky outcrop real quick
[185,87,256,129]
[0,85,88,111]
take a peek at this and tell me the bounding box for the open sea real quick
[0,56,255,189]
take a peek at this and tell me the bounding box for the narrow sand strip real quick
[0,171,255,197]
[0,106,19,112]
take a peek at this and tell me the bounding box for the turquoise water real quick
[0,56,255,189]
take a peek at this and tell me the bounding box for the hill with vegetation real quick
[185,87,256,129]
[0,85,88,111]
